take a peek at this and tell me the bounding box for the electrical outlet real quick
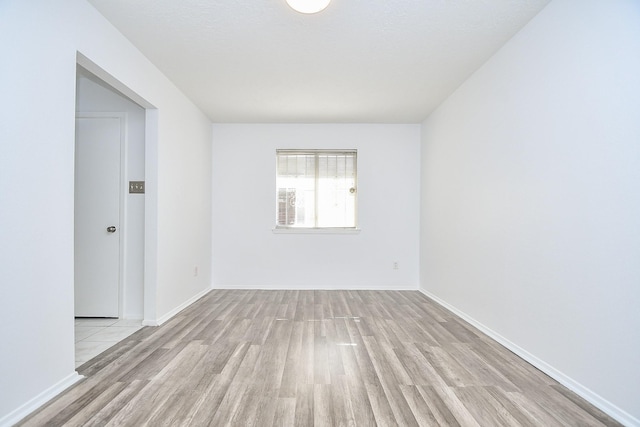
[194,266,199,277]
[393,261,399,270]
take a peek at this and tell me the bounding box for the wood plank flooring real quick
[18,290,621,426]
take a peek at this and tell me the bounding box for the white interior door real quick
[75,115,122,317]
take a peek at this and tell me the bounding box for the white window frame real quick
[274,149,359,234]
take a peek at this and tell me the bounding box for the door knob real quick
[107,226,117,233]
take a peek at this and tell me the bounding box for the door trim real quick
[75,112,128,318]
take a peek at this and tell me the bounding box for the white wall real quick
[76,72,146,319]
[212,124,420,289]
[0,0,212,423]
[420,0,640,424]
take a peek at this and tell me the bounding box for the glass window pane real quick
[276,150,356,228]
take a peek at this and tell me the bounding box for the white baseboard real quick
[0,372,83,427]
[212,284,419,291]
[419,288,639,427]
[143,288,212,327]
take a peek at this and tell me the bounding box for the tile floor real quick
[74,318,142,368]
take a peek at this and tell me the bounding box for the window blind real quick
[276,150,357,228]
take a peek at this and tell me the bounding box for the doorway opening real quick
[74,61,148,367]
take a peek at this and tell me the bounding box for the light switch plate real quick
[129,181,145,194]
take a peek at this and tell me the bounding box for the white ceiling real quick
[88,0,550,123]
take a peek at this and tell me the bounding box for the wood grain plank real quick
[415,386,461,427]
[399,384,439,427]
[272,397,296,427]
[454,385,525,427]
[294,383,314,427]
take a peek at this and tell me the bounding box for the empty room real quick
[1,0,639,426]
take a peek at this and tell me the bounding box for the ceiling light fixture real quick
[286,0,331,14]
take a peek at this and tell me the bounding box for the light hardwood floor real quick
[19,290,621,426]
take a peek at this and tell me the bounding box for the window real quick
[276,149,357,229]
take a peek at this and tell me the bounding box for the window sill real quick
[272,227,361,235]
